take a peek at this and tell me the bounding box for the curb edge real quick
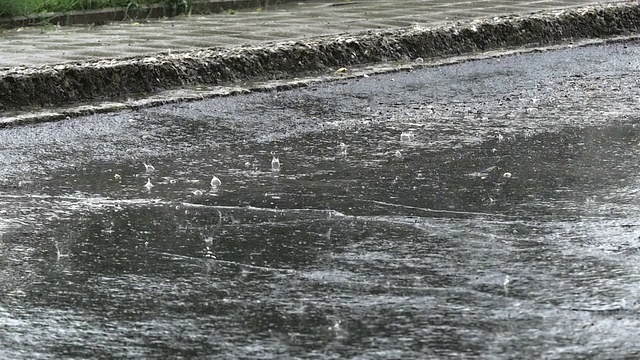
[1,2,639,113]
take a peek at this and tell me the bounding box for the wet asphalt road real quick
[2,40,640,359]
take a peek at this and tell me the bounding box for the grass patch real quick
[0,0,189,17]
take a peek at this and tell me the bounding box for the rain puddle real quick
[2,40,640,358]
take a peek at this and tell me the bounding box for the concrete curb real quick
[3,35,637,128]
[1,2,639,112]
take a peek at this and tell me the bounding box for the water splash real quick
[210,176,222,188]
[144,178,154,191]
[144,162,156,173]
[339,142,348,156]
[400,132,415,142]
[271,156,281,172]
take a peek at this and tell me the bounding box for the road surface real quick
[1,40,640,359]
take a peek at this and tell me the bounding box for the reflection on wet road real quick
[2,41,640,358]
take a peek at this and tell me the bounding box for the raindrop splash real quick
[54,241,69,260]
[211,176,222,188]
[339,142,348,156]
[144,178,154,191]
[503,275,511,295]
[400,132,415,142]
[144,162,156,173]
[204,246,216,259]
[271,156,281,172]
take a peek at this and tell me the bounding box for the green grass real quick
[0,0,187,17]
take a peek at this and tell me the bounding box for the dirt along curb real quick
[1,2,639,114]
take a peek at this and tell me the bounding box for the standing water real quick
[1,41,640,358]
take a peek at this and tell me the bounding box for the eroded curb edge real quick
[1,2,639,114]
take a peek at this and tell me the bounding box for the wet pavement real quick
[0,0,620,69]
[2,40,640,358]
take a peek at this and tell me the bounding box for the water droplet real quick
[144,162,155,173]
[204,246,216,259]
[400,132,415,142]
[144,178,154,191]
[210,176,222,187]
[271,156,281,172]
[339,142,348,156]
[54,241,69,259]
